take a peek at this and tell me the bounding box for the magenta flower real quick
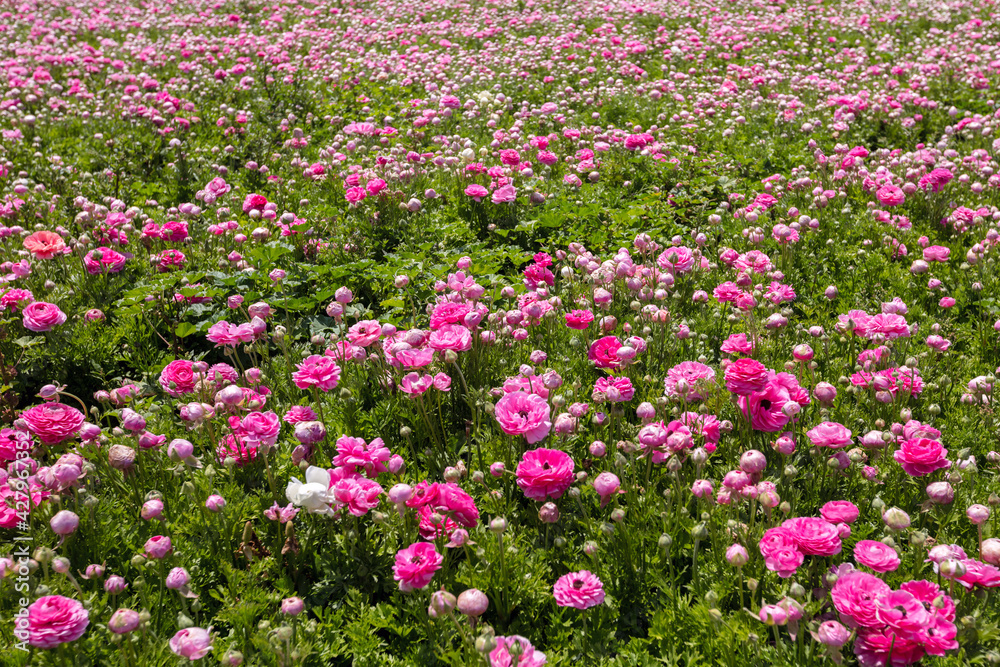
[893,438,950,477]
[393,542,443,592]
[515,448,574,501]
[806,422,853,449]
[854,540,900,573]
[27,595,89,648]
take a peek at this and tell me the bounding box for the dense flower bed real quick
[1,0,1000,664]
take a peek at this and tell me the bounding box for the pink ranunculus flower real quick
[830,570,891,628]
[494,391,552,444]
[21,403,85,445]
[588,336,623,369]
[332,436,391,477]
[464,184,489,201]
[292,355,341,392]
[169,626,213,660]
[806,422,853,449]
[854,540,900,573]
[27,595,89,648]
[893,438,950,477]
[724,358,769,395]
[330,476,383,516]
[782,517,842,556]
[23,230,67,259]
[428,323,473,352]
[923,245,950,262]
[820,500,859,524]
[565,309,594,330]
[864,313,909,340]
[553,570,605,609]
[347,320,382,347]
[83,247,129,274]
[159,359,198,397]
[516,448,574,501]
[490,636,547,667]
[22,302,67,332]
[875,184,905,207]
[393,542,443,592]
[592,376,634,402]
[664,361,716,401]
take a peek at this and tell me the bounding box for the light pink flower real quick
[27,595,89,648]
[553,570,605,609]
[494,391,552,443]
[292,355,341,392]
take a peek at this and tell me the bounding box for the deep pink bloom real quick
[27,595,89,648]
[159,360,198,397]
[592,376,634,402]
[332,436,391,477]
[588,336,623,369]
[893,438,950,477]
[820,501,859,524]
[724,358,769,395]
[21,403,84,445]
[489,636,547,667]
[22,302,67,332]
[831,570,891,628]
[516,448,574,501]
[393,542,443,592]
[565,309,594,330]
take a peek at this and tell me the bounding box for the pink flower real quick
[724,358,769,395]
[159,360,198,397]
[553,570,605,609]
[893,438,950,477]
[865,313,909,340]
[875,184,905,206]
[393,542,443,592]
[27,595,89,648]
[782,517,842,556]
[240,411,281,448]
[428,323,472,352]
[332,436,391,477]
[21,403,84,445]
[592,376,634,402]
[83,247,129,274]
[494,391,552,444]
[464,184,489,201]
[806,422,853,448]
[489,636,547,667]
[918,167,953,192]
[400,372,434,394]
[764,545,805,578]
[588,336,623,369]
[956,559,1000,589]
[854,540,900,573]
[22,301,67,332]
[923,245,950,262]
[330,476,383,516]
[491,184,517,204]
[656,246,696,274]
[292,355,341,392]
[516,448,574,501]
[664,361,716,401]
[169,627,213,660]
[593,472,620,507]
[242,193,268,213]
[720,333,753,355]
[23,230,67,259]
[283,406,317,424]
[830,570,891,628]
[738,373,809,432]
[820,501,859,524]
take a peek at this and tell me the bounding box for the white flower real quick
[285,466,333,515]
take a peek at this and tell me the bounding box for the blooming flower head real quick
[553,570,605,610]
[169,627,213,661]
[516,448,574,501]
[393,542,443,592]
[27,595,89,648]
[292,355,341,392]
[664,361,716,401]
[494,391,552,444]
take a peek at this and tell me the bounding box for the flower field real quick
[3,0,1000,664]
